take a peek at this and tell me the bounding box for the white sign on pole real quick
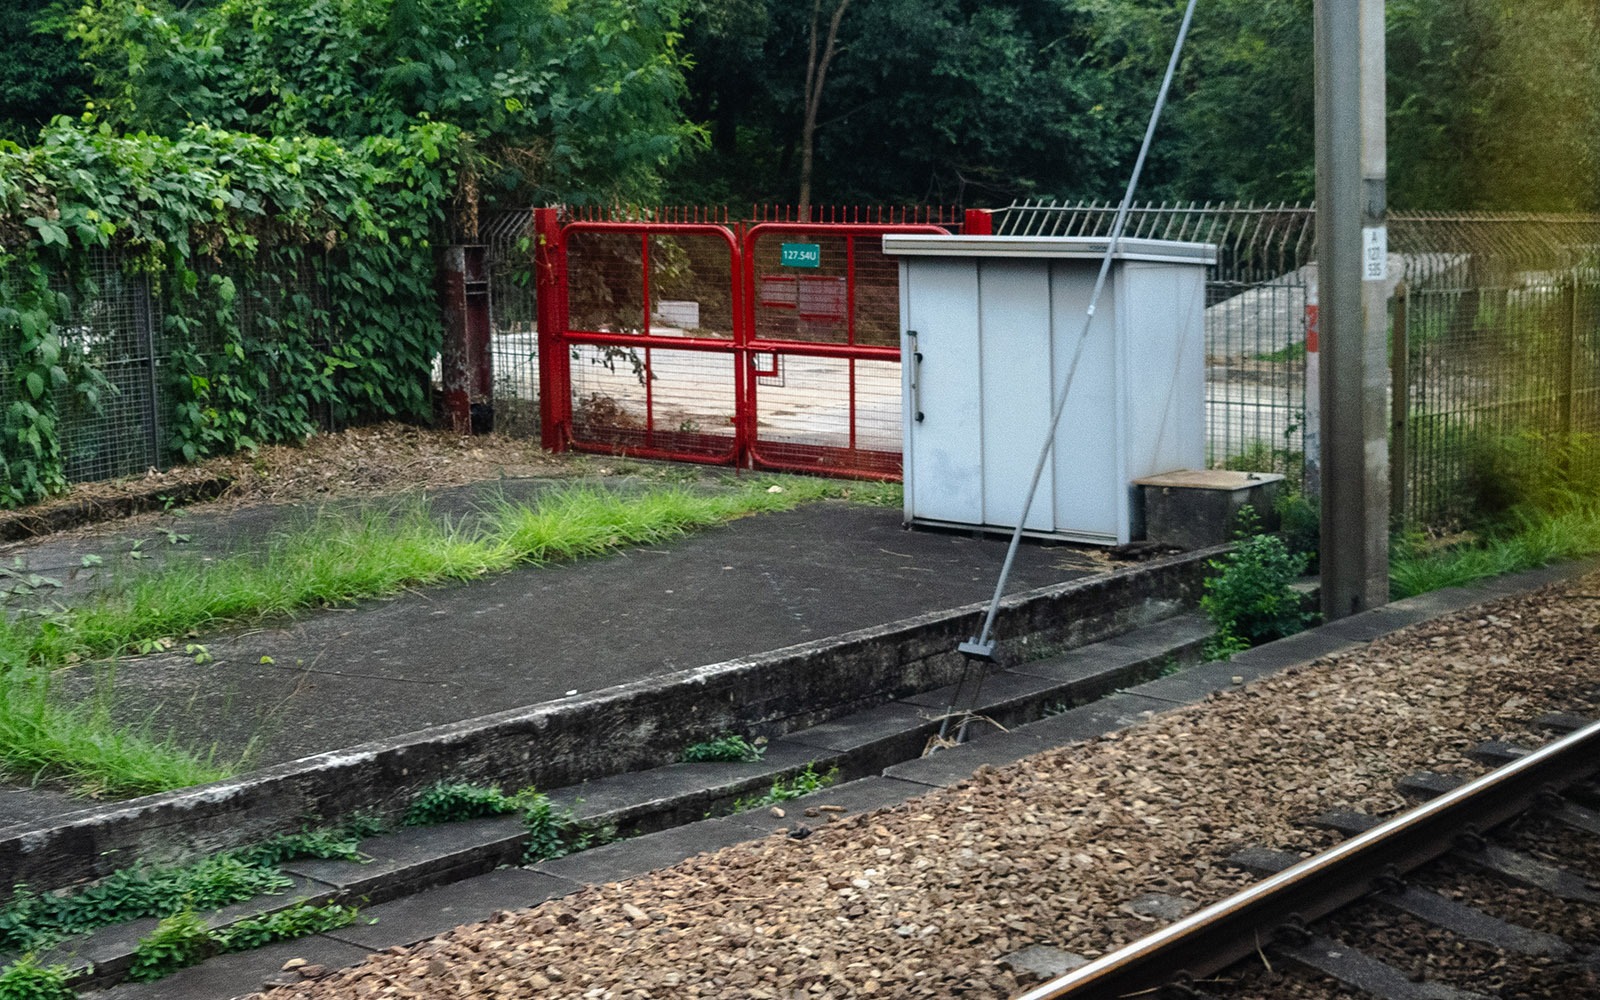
[1362,226,1387,282]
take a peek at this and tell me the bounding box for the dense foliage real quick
[69,0,698,203]
[0,119,460,503]
[0,0,1592,505]
[668,0,1600,211]
[0,0,89,144]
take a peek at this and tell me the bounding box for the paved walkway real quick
[0,477,1104,830]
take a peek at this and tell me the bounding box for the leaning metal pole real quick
[944,0,1200,740]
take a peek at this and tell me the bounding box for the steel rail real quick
[1015,717,1600,1000]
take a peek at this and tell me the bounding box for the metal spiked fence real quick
[993,200,1318,489]
[992,200,1600,530]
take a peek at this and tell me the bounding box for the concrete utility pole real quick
[1314,0,1390,619]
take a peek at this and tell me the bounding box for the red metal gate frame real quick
[537,211,746,464]
[534,207,986,478]
[741,222,948,479]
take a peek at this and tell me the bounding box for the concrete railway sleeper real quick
[1017,716,1600,1000]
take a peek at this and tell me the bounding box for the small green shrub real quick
[0,955,75,1000]
[1201,513,1312,658]
[402,782,518,826]
[127,903,360,983]
[233,823,376,868]
[519,792,612,864]
[0,856,291,953]
[212,903,359,952]
[401,781,608,862]
[733,764,840,812]
[1454,430,1600,529]
[0,818,383,954]
[1275,487,1320,572]
[679,734,765,763]
[127,911,214,982]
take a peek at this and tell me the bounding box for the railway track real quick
[1017,715,1600,1000]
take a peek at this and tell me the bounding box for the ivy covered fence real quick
[0,118,464,506]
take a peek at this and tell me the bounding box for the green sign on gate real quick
[780,243,821,268]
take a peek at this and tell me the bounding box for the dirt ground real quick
[52,424,580,513]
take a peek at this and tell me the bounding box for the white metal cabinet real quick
[887,235,1215,545]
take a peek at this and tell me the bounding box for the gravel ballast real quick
[253,572,1600,999]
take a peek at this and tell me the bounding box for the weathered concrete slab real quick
[1093,613,1213,659]
[781,701,937,768]
[1,542,1217,897]
[530,818,763,886]
[1016,694,1176,748]
[547,740,840,834]
[284,816,527,905]
[722,776,934,837]
[883,730,1053,788]
[325,868,575,949]
[94,933,372,1000]
[0,785,85,835]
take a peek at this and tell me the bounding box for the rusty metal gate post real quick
[439,244,493,435]
[533,208,571,451]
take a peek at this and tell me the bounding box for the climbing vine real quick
[0,116,462,504]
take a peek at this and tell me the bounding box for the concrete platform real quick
[0,482,1217,898]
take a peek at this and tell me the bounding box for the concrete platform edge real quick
[2,545,1220,895]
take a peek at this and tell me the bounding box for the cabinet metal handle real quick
[908,329,925,422]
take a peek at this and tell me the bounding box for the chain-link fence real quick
[49,250,167,482]
[2,244,345,487]
[17,203,1598,534]
[1392,213,1600,528]
[483,210,541,438]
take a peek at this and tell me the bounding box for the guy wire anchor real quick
[936,636,998,746]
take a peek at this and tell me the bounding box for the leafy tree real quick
[1158,0,1598,210]
[1155,0,1316,203]
[671,0,1144,207]
[796,0,851,220]
[0,0,90,144]
[68,0,700,203]
[1388,0,1599,211]
[669,0,1598,211]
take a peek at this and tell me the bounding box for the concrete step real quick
[62,613,1212,997]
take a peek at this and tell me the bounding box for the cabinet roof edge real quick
[881,234,1218,265]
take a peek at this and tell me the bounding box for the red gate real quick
[533,207,980,479]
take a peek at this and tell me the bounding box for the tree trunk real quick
[798,0,851,223]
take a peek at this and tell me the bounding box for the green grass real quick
[0,476,894,797]
[1391,495,1600,598]
[1253,340,1307,363]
